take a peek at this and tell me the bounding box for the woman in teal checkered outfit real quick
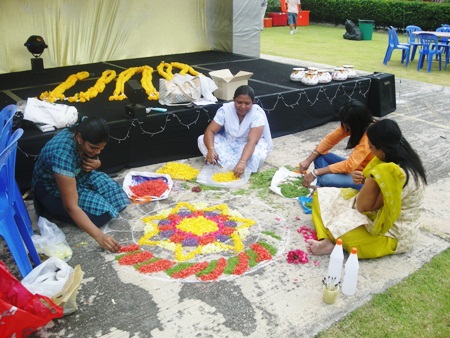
[32,117,129,253]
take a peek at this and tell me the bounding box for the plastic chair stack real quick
[383,27,410,67]
[0,105,41,277]
[1,105,33,237]
[417,33,442,72]
[405,25,422,61]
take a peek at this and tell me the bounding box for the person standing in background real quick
[285,0,301,34]
[260,0,268,30]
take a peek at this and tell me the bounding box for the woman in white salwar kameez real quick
[198,85,272,178]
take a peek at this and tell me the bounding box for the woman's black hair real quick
[233,85,255,102]
[71,117,109,145]
[367,119,427,185]
[338,99,375,149]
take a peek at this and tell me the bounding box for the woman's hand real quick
[352,170,365,185]
[298,160,311,173]
[206,148,218,165]
[82,156,101,172]
[233,161,246,178]
[96,233,121,253]
[302,172,315,187]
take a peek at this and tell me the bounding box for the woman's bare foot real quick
[306,239,335,256]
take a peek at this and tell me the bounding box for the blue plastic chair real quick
[0,105,16,148]
[417,33,442,72]
[383,28,410,67]
[435,27,450,65]
[0,128,41,277]
[405,25,422,61]
[0,105,33,237]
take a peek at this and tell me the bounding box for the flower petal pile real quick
[156,162,199,180]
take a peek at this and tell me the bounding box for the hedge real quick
[267,0,450,31]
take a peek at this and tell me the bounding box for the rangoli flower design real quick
[138,202,256,261]
[115,202,281,282]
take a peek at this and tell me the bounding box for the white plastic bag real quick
[196,163,250,188]
[269,167,310,199]
[122,171,173,203]
[24,97,78,129]
[21,257,74,298]
[32,217,73,261]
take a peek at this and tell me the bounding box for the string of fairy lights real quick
[17,77,372,161]
[256,77,372,114]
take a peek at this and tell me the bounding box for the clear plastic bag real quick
[31,217,73,261]
[196,163,250,188]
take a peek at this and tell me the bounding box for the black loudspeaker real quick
[124,80,147,104]
[124,80,147,118]
[367,72,396,117]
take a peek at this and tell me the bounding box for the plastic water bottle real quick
[325,238,344,288]
[342,247,359,296]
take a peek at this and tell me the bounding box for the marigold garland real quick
[40,71,90,103]
[67,69,117,102]
[157,61,200,81]
[39,61,200,104]
[109,66,158,101]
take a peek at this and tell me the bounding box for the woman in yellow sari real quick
[306,119,427,259]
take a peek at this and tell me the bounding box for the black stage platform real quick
[0,51,386,191]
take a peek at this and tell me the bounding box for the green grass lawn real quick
[261,24,450,337]
[261,24,449,87]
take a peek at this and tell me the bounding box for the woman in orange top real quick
[300,100,376,190]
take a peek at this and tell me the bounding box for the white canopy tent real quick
[0,0,261,74]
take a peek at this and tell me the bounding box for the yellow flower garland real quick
[40,71,90,103]
[67,69,117,103]
[157,61,200,81]
[109,65,158,101]
[39,61,200,104]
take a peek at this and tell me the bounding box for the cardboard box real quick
[209,69,253,101]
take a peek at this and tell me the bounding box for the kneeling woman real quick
[32,117,130,253]
[198,85,272,178]
[307,119,427,259]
